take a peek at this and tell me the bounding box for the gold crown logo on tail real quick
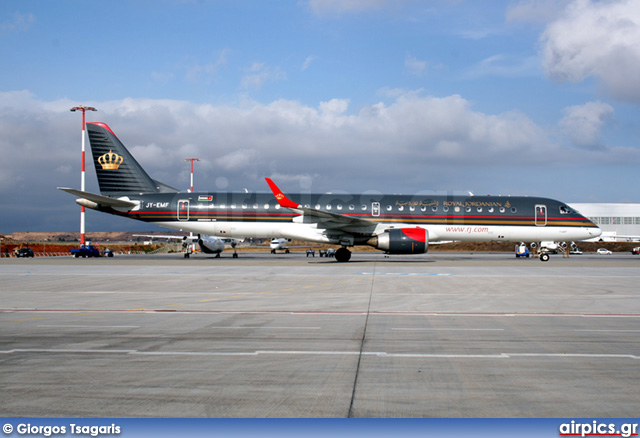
[98,150,124,170]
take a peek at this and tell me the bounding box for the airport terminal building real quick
[569,203,640,241]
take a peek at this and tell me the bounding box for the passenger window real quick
[511,207,517,213]
[398,206,404,211]
[432,206,438,212]
[349,205,355,211]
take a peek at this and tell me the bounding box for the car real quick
[597,248,613,255]
[632,247,640,255]
[14,247,34,258]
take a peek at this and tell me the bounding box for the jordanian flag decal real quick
[198,195,213,201]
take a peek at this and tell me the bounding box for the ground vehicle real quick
[632,247,640,255]
[319,248,336,258]
[14,247,34,258]
[70,243,101,258]
[597,248,613,255]
[515,243,530,258]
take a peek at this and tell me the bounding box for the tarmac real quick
[1,251,639,417]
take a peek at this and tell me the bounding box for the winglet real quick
[265,178,300,209]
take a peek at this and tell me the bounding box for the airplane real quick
[268,237,319,254]
[270,238,291,254]
[59,122,602,262]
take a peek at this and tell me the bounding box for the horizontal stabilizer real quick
[58,187,139,208]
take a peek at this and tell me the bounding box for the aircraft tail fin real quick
[86,123,179,196]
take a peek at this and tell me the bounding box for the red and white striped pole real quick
[185,158,199,193]
[70,106,97,246]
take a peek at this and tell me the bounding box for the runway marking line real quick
[259,291,272,295]
[281,288,295,292]
[1,348,638,361]
[200,298,219,302]
[231,294,246,298]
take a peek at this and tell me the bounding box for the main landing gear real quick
[335,247,351,263]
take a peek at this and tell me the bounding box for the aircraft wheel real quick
[540,253,550,262]
[233,253,238,258]
[335,248,351,263]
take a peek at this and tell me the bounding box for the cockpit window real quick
[559,205,572,215]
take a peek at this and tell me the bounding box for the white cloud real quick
[302,56,316,71]
[405,55,427,76]
[241,63,287,89]
[507,0,571,23]
[540,0,640,102]
[463,54,541,78]
[558,101,614,150]
[185,48,231,83]
[0,12,35,32]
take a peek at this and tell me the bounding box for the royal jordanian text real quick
[14,423,121,437]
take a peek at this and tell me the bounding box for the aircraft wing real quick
[58,187,139,209]
[265,178,377,231]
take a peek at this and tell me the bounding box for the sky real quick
[1,0,640,233]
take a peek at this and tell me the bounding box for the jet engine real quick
[197,235,225,254]
[367,228,428,254]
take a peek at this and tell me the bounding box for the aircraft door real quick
[535,204,547,226]
[372,202,380,217]
[178,200,190,221]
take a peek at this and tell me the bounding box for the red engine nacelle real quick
[367,228,428,254]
